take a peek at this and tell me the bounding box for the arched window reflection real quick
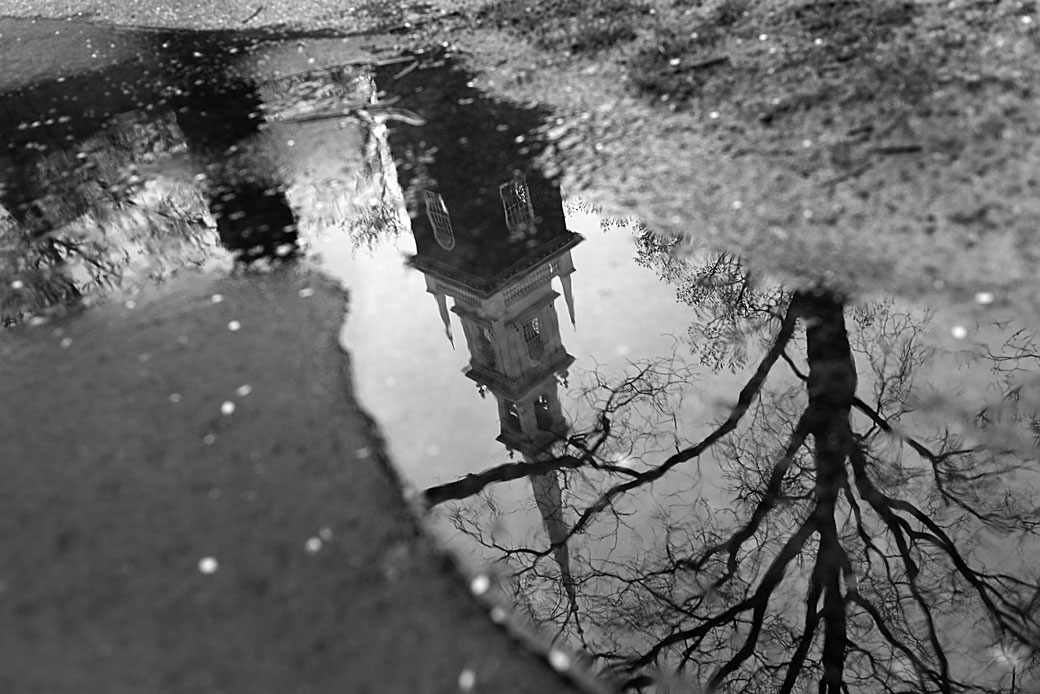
[424,190,454,250]
[505,401,522,432]
[522,317,544,361]
[534,394,554,431]
[499,175,534,237]
[478,326,496,368]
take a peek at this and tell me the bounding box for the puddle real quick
[3,18,1040,693]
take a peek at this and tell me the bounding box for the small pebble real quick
[298,287,315,298]
[211,294,224,304]
[470,575,490,596]
[235,384,252,397]
[198,557,219,574]
[951,325,968,340]
[169,393,182,403]
[227,320,241,331]
[548,650,570,672]
[304,537,323,553]
[458,669,476,691]
[220,401,236,416]
[974,291,995,306]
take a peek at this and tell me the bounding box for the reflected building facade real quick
[0,31,317,325]
[410,172,581,460]
[380,58,583,458]
[380,58,586,608]
[407,167,584,611]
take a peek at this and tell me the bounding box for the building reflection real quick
[0,34,387,324]
[405,164,584,611]
[374,55,593,614]
[0,100,225,325]
[0,32,292,324]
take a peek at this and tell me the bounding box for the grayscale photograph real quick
[2,1,1039,693]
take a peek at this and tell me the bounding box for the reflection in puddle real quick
[0,27,398,324]
[411,229,1040,692]
[4,20,1040,694]
[356,58,1040,694]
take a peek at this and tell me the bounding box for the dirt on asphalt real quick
[0,268,602,694]
[413,0,1040,316]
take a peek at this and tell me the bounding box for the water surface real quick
[3,18,1039,694]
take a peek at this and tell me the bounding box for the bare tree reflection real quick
[426,246,1040,693]
[634,227,786,372]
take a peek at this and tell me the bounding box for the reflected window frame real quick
[478,325,497,368]
[499,175,534,239]
[505,400,522,433]
[522,316,544,362]
[424,190,455,250]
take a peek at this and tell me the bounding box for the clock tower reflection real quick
[406,167,583,610]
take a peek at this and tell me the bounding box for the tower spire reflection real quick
[381,57,586,615]
[407,173,583,615]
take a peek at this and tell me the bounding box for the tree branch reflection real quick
[427,244,1040,693]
